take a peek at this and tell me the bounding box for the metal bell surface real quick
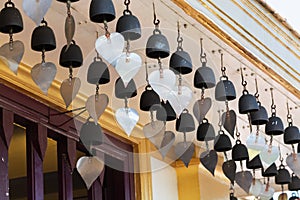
[156,101,176,122]
[196,119,215,141]
[265,116,284,136]
[80,121,103,146]
[288,174,300,191]
[194,63,216,89]
[238,91,259,114]
[169,50,193,75]
[284,125,300,145]
[215,77,236,101]
[139,85,160,112]
[262,163,278,177]
[31,22,56,52]
[146,31,170,59]
[59,42,83,68]
[114,77,137,99]
[214,133,232,152]
[250,105,269,125]
[89,0,116,23]
[87,60,110,85]
[246,155,262,169]
[232,142,249,161]
[0,2,23,34]
[116,14,141,41]
[275,167,291,185]
[176,111,195,133]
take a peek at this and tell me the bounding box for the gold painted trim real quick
[171,0,300,99]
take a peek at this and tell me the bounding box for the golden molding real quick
[171,0,300,99]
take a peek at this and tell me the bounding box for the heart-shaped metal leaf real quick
[115,107,139,136]
[167,86,193,116]
[259,145,279,169]
[76,156,104,189]
[0,41,24,74]
[65,14,75,49]
[115,52,142,87]
[149,69,177,101]
[259,185,275,200]
[85,94,109,123]
[31,62,57,94]
[222,160,236,183]
[235,171,253,194]
[200,150,218,176]
[159,131,175,158]
[23,0,52,26]
[60,77,81,108]
[286,153,300,177]
[249,179,263,197]
[222,110,236,138]
[143,121,165,149]
[175,142,195,168]
[95,32,124,65]
[193,98,212,123]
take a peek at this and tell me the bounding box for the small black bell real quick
[215,77,236,101]
[238,91,259,114]
[139,85,160,112]
[250,104,269,125]
[176,110,195,133]
[232,141,249,161]
[80,121,103,146]
[169,50,193,75]
[146,30,170,59]
[116,13,141,41]
[194,62,216,89]
[87,59,110,85]
[156,101,176,122]
[0,1,23,34]
[275,166,291,185]
[31,20,56,52]
[262,163,278,177]
[214,132,232,152]
[265,116,284,136]
[59,41,83,68]
[246,155,262,169]
[196,119,215,141]
[288,174,300,191]
[284,125,300,145]
[89,0,116,23]
[114,77,137,99]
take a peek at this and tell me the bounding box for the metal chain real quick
[9,31,13,51]
[201,88,205,101]
[66,0,71,16]
[178,74,182,95]
[220,53,227,77]
[41,49,46,63]
[286,102,293,126]
[177,21,183,51]
[240,67,247,91]
[124,0,130,11]
[69,66,73,81]
[199,38,207,64]
[158,58,163,78]
[218,110,223,132]
[270,88,276,116]
[104,21,110,38]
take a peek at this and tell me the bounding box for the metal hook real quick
[200,38,207,63]
[287,101,293,125]
[219,52,226,76]
[254,76,259,99]
[152,3,160,26]
[270,88,276,114]
[240,67,247,89]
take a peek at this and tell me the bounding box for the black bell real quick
[232,141,249,161]
[215,77,236,101]
[89,0,116,23]
[156,101,176,122]
[87,59,110,85]
[265,116,284,136]
[176,111,195,133]
[194,62,216,89]
[275,166,291,185]
[238,91,259,114]
[146,30,170,59]
[250,104,269,125]
[214,133,232,152]
[80,121,103,146]
[284,125,300,145]
[246,155,262,169]
[262,163,278,177]
[169,50,193,75]
[196,119,215,141]
[0,2,23,34]
[59,41,83,68]
[116,13,141,41]
[31,21,56,52]
[139,85,160,112]
[288,174,300,191]
[114,77,137,99]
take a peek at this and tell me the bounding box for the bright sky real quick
[265,0,300,33]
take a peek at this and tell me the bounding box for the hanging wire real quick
[270,88,276,116]
[254,75,260,102]
[176,21,183,51]
[152,3,160,28]
[240,67,247,91]
[145,61,149,84]
[200,38,207,64]
[219,51,227,77]
[286,101,293,126]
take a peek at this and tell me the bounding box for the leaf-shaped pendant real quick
[65,14,75,49]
